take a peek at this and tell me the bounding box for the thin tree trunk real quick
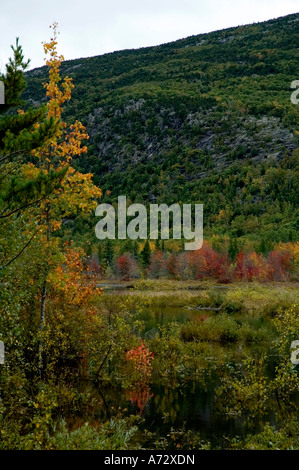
[39,201,51,375]
[39,282,47,373]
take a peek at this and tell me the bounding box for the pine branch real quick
[0,167,68,219]
[0,194,50,219]
[1,228,41,268]
[0,148,26,164]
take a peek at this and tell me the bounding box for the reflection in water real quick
[123,305,283,445]
[137,378,282,447]
[126,384,154,414]
[93,296,298,446]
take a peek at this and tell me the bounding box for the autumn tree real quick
[41,245,103,378]
[29,23,102,372]
[149,250,166,278]
[1,24,102,378]
[0,38,69,389]
[166,253,178,279]
[117,253,139,280]
[186,241,229,280]
[267,250,292,281]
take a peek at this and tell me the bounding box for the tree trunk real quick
[38,201,51,376]
[39,281,47,374]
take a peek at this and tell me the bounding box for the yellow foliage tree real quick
[27,22,101,233]
[25,23,102,371]
[274,241,299,276]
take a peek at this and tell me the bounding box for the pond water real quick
[94,286,297,447]
[129,308,278,446]
[139,381,279,447]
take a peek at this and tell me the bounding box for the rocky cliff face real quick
[85,100,296,174]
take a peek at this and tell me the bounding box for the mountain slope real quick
[23,13,299,243]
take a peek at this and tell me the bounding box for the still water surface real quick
[95,285,286,446]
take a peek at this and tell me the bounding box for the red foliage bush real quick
[116,253,138,280]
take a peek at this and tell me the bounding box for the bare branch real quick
[1,228,41,268]
[0,194,50,219]
[0,149,26,164]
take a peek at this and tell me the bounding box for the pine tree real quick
[120,239,133,255]
[258,237,273,255]
[0,38,59,158]
[140,240,151,269]
[103,239,114,266]
[0,39,65,268]
[132,241,139,260]
[228,237,238,261]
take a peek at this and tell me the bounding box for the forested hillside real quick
[23,13,299,244]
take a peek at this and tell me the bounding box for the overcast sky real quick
[0,0,298,71]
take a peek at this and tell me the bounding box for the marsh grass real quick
[99,280,299,322]
[96,281,298,352]
[120,280,299,312]
[180,313,274,344]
